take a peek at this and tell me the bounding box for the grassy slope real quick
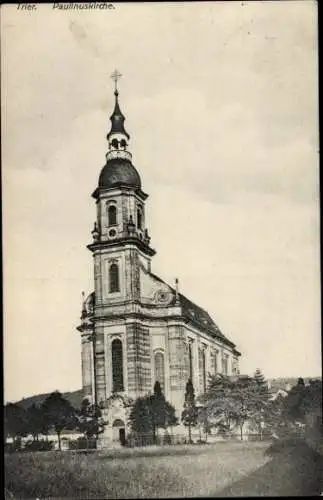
[5,442,270,499]
[5,440,323,498]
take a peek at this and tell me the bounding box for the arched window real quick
[108,204,117,226]
[111,138,119,149]
[154,351,165,392]
[109,263,120,293]
[137,207,143,230]
[120,139,127,149]
[112,339,124,392]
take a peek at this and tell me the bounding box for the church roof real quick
[178,293,236,349]
[148,271,239,353]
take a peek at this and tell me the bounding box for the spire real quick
[107,70,130,141]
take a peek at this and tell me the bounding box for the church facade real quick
[77,77,241,447]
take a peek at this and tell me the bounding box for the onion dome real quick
[98,158,141,189]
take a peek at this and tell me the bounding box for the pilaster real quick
[126,322,152,398]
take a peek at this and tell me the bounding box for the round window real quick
[109,229,117,238]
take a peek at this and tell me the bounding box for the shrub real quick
[265,436,304,456]
[69,437,97,450]
[4,441,22,453]
[163,433,172,445]
[23,440,54,452]
[125,432,155,448]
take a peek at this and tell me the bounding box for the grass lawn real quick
[5,440,322,498]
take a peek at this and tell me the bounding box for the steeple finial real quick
[107,69,130,142]
[111,69,122,95]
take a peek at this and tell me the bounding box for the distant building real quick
[77,75,241,447]
[269,388,290,401]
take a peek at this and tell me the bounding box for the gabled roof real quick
[148,271,239,353]
[178,293,237,350]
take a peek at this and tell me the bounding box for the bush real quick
[265,436,304,456]
[4,441,22,453]
[23,440,54,452]
[163,433,172,445]
[69,437,97,450]
[125,432,155,448]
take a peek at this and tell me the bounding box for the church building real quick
[77,73,241,447]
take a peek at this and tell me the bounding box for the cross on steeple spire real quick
[107,69,130,141]
[111,69,122,95]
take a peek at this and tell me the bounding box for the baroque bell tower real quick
[79,71,156,410]
[89,70,155,307]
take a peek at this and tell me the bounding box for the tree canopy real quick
[199,373,270,439]
[41,391,76,449]
[129,382,177,443]
[76,398,106,441]
[4,403,29,442]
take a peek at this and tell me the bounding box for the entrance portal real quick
[119,428,126,446]
[112,419,126,446]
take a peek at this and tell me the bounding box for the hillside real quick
[11,376,321,410]
[16,389,84,410]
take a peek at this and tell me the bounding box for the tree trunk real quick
[240,423,243,441]
[188,422,192,444]
[57,431,61,450]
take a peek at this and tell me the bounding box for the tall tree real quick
[197,405,211,442]
[41,391,76,450]
[129,386,178,445]
[129,396,154,443]
[26,403,49,442]
[283,378,321,426]
[150,381,167,442]
[77,398,106,444]
[252,369,270,440]
[182,379,198,443]
[232,375,258,440]
[254,369,270,394]
[200,374,258,440]
[4,403,29,444]
[164,400,178,428]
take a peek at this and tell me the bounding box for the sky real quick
[2,1,320,403]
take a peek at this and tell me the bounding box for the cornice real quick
[91,185,148,201]
[87,237,156,256]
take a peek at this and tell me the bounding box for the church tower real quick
[78,71,241,447]
[79,71,157,413]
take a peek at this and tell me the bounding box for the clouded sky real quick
[2,1,320,403]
